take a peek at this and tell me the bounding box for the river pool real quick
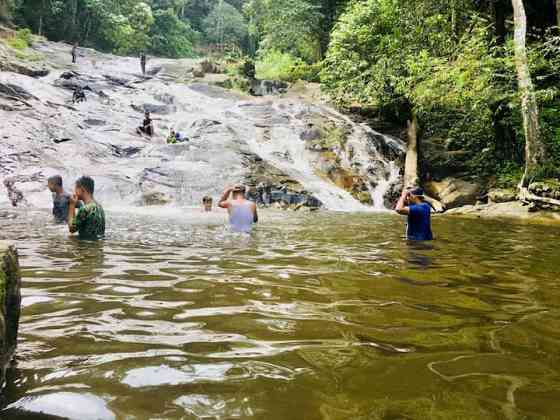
[0,208,559,419]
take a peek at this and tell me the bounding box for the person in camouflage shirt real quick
[68,176,106,240]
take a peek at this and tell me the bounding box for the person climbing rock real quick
[48,175,82,223]
[72,42,78,64]
[395,186,433,241]
[72,86,86,103]
[137,111,154,137]
[140,53,147,76]
[219,185,258,233]
[68,176,106,240]
[202,196,213,212]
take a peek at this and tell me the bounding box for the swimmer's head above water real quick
[202,196,213,212]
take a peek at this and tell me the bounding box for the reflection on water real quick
[1,208,560,419]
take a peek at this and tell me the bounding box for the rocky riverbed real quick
[0,38,404,212]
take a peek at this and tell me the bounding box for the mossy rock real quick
[0,242,22,388]
[529,180,560,200]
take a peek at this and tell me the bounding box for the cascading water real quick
[1,41,405,212]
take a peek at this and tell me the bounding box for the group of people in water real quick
[47,176,259,239]
[63,43,431,241]
[47,174,430,241]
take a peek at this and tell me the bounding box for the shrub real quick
[7,28,32,50]
[256,49,301,81]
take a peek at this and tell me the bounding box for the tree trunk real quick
[557,0,560,28]
[511,0,546,188]
[404,114,419,188]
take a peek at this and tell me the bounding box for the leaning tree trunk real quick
[511,0,546,188]
[404,113,419,188]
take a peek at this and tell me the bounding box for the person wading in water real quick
[48,175,82,223]
[219,185,258,233]
[395,186,433,241]
[68,176,106,240]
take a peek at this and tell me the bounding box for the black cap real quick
[408,187,425,196]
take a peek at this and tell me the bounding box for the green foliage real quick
[255,49,300,81]
[203,1,248,48]
[288,61,321,82]
[496,162,524,188]
[6,28,32,50]
[245,0,323,62]
[150,8,196,57]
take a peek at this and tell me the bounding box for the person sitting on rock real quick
[395,186,433,241]
[137,111,154,137]
[202,196,213,212]
[68,176,106,240]
[219,185,258,233]
[48,175,82,223]
[72,86,86,103]
[167,129,189,144]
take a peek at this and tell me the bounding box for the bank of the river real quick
[0,242,22,388]
[445,201,560,225]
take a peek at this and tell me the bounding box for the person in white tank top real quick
[218,185,258,233]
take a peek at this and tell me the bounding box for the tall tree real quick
[511,0,547,187]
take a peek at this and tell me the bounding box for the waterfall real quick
[1,41,404,213]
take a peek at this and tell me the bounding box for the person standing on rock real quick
[68,176,106,240]
[72,42,78,64]
[395,186,433,241]
[140,53,147,76]
[219,185,258,233]
[48,175,81,223]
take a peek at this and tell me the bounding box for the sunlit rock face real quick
[1,41,404,212]
[0,242,22,388]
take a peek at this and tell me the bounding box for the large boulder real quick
[425,177,480,209]
[0,242,22,388]
[488,188,517,204]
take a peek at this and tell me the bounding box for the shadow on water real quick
[1,208,560,419]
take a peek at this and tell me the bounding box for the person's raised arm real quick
[252,202,258,223]
[395,188,410,215]
[68,193,79,233]
[218,187,233,209]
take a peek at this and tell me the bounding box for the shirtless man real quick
[218,185,258,233]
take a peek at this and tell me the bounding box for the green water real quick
[1,208,559,419]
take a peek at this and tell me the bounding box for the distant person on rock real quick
[219,185,258,233]
[72,86,86,103]
[137,111,154,137]
[140,53,147,76]
[395,186,433,241]
[68,176,106,240]
[167,129,188,144]
[202,196,213,212]
[72,42,78,64]
[48,175,82,223]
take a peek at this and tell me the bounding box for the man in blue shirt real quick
[395,186,433,241]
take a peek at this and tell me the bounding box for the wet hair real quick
[48,175,63,188]
[232,185,246,194]
[202,196,212,203]
[76,176,95,194]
